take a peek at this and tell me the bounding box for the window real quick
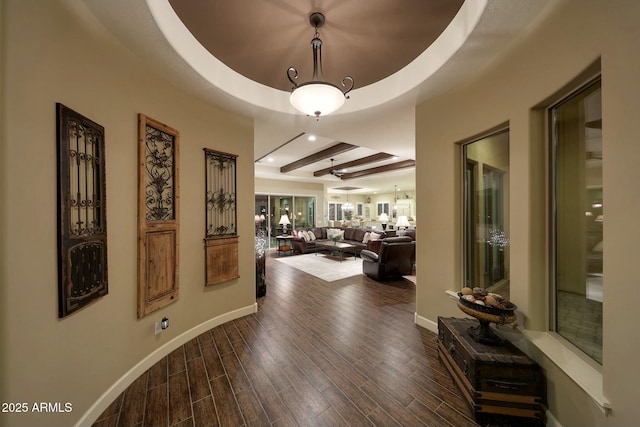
[462,129,510,297]
[328,202,343,221]
[377,202,390,217]
[255,194,316,248]
[550,77,602,364]
[294,196,315,228]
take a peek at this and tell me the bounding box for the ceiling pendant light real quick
[393,185,398,210]
[342,191,353,212]
[287,12,354,119]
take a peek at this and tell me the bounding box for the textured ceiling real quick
[168,0,464,91]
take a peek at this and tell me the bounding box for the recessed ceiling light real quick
[308,134,316,141]
[392,156,399,160]
[267,157,274,162]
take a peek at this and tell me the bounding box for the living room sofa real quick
[367,228,416,254]
[291,227,386,255]
[361,236,416,280]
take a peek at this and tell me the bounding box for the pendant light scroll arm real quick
[288,69,354,98]
[342,76,354,98]
[287,67,300,89]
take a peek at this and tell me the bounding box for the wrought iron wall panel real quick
[205,149,237,237]
[204,149,239,286]
[57,103,108,318]
[144,125,175,221]
[138,114,180,318]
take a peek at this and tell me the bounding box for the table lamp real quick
[395,215,410,235]
[279,214,291,234]
[378,213,389,230]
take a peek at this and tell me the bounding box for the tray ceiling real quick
[168,0,465,91]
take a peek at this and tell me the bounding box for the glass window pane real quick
[255,194,268,234]
[259,194,316,247]
[377,202,390,216]
[328,203,336,221]
[463,130,510,299]
[293,196,315,228]
[551,78,602,364]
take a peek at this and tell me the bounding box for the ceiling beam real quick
[339,160,416,180]
[313,152,395,177]
[280,142,356,173]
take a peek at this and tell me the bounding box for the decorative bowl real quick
[457,292,517,345]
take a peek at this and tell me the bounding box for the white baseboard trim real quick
[414,312,438,333]
[546,408,562,427]
[75,302,258,427]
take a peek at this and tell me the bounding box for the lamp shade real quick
[289,82,346,117]
[395,215,410,228]
[378,213,389,223]
[279,215,291,225]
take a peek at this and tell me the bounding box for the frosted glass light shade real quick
[290,82,346,117]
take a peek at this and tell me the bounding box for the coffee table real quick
[315,241,356,262]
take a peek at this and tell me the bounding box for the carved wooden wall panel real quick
[57,103,108,318]
[145,231,177,305]
[137,114,179,318]
[205,236,239,286]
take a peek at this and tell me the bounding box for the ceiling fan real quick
[329,158,344,178]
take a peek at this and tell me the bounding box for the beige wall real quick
[0,1,254,426]
[416,0,640,425]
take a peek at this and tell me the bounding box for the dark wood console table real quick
[275,235,293,256]
[437,317,546,427]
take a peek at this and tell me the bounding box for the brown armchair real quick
[361,237,415,280]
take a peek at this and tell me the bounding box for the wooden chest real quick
[437,317,546,426]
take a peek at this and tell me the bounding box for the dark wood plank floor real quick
[93,253,478,427]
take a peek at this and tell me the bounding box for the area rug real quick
[274,253,363,282]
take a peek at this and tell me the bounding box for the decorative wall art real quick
[204,149,239,286]
[56,103,108,318]
[137,114,180,318]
